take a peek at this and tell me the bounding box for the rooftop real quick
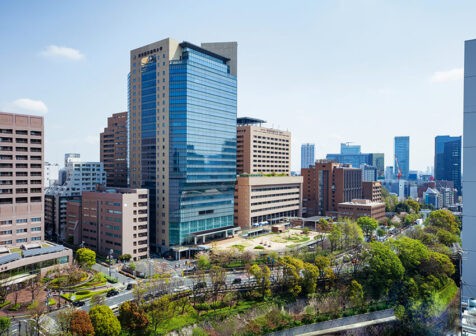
[237,117,266,126]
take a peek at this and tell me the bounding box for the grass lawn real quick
[231,244,248,251]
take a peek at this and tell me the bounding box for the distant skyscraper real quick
[462,38,476,302]
[394,136,409,179]
[100,112,128,187]
[340,143,361,154]
[129,38,237,250]
[301,143,315,169]
[434,135,461,194]
[326,143,384,179]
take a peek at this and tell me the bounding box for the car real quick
[193,282,206,290]
[126,283,134,290]
[106,289,119,297]
[72,301,85,307]
[232,278,242,285]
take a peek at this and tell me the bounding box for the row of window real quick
[0,129,41,136]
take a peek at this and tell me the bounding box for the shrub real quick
[0,301,10,309]
[27,302,38,310]
[76,290,90,295]
[104,275,118,283]
[48,299,56,306]
[8,304,20,311]
[192,327,208,336]
[254,245,265,250]
[210,301,226,309]
[195,303,210,311]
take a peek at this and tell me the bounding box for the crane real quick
[394,154,402,180]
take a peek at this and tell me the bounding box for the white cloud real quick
[430,68,463,83]
[5,98,48,114]
[40,45,84,61]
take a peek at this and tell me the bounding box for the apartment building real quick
[301,160,362,217]
[362,181,382,202]
[234,175,303,229]
[66,185,148,260]
[237,117,291,175]
[100,112,128,187]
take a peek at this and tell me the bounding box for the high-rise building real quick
[236,117,291,175]
[301,143,315,169]
[394,136,410,179]
[326,143,384,179]
[100,112,128,187]
[434,135,461,195]
[44,162,60,188]
[301,160,362,217]
[0,112,44,245]
[45,154,106,241]
[66,185,149,260]
[462,39,476,302]
[362,181,382,202]
[360,164,377,182]
[129,38,237,251]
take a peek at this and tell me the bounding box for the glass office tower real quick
[394,136,410,179]
[129,38,237,251]
[301,143,315,169]
[434,135,462,194]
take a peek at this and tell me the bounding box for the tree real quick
[89,293,106,307]
[196,253,210,270]
[0,317,10,336]
[388,237,430,275]
[75,248,96,268]
[209,266,226,301]
[342,219,364,247]
[88,305,121,336]
[56,306,75,335]
[425,209,460,234]
[148,296,173,334]
[404,213,419,226]
[118,301,149,335]
[395,202,410,214]
[317,218,331,231]
[118,254,132,262]
[348,280,364,308]
[28,304,48,336]
[27,274,42,303]
[248,264,271,299]
[314,255,330,270]
[376,227,386,237]
[363,242,404,299]
[407,199,420,213]
[329,223,342,251]
[279,256,303,296]
[357,217,378,238]
[302,263,319,294]
[70,310,95,336]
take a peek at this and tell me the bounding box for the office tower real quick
[44,162,60,188]
[463,39,476,302]
[100,112,128,187]
[394,136,410,179]
[301,160,362,217]
[434,135,462,195]
[66,186,149,260]
[360,164,377,181]
[237,117,291,175]
[235,175,303,229]
[326,143,384,179]
[0,112,44,245]
[64,153,80,167]
[45,154,106,241]
[129,38,237,251]
[362,181,382,202]
[301,143,315,169]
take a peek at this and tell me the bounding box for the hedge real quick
[104,275,118,284]
[27,302,38,310]
[76,290,90,295]
[0,301,10,309]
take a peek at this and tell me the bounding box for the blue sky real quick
[0,0,473,171]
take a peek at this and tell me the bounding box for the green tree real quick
[302,263,319,294]
[342,219,364,247]
[395,202,410,214]
[363,242,405,299]
[0,317,10,336]
[404,213,419,225]
[357,217,378,239]
[376,227,386,237]
[425,209,460,234]
[329,223,342,251]
[248,264,271,299]
[70,310,95,336]
[88,305,121,336]
[75,248,96,268]
[197,254,210,270]
[407,199,420,213]
[347,280,364,308]
[279,256,303,296]
[118,254,132,262]
[317,218,330,231]
[388,237,430,275]
[118,301,149,335]
[209,266,226,301]
[314,255,330,270]
[148,296,173,334]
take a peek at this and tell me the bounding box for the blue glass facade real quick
[394,136,409,179]
[434,135,461,194]
[301,144,315,169]
[168,47,237,245]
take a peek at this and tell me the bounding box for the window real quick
[16,219,27,224]
[31,217,41,222]
[16,229,27,233]
[16,238,27,243]
[31,237,41,241]
[31,227,41,232]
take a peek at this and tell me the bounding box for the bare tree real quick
[55,306,74,335]
[26,304,48,336]
[27,274,43,303]
[209,266,226,302]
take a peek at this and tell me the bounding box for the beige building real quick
[237,117,291,175]
[100,112,128,187]
[66,185,149,261]
[337,199,386,221]
[234,175,303,229]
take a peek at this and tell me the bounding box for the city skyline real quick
[0,1,471,172]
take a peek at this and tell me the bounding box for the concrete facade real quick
[234,175,303,229]
[44,162,60,188]
[237,125,291,175]
[0,112,44,246]
[100,112,128,187]
[337,199,386,221]
[67,186,149,261]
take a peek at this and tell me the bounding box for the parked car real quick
[106,289,119,297]
[126,283,134,290]
[193,282,206,290]
[232,278,242,285]
[72,301,85,307]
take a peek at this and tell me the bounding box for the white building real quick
[44,162,60,188]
